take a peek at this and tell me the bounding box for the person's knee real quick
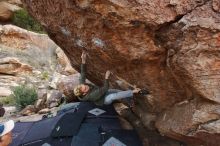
[104,98,112,105]
[104,95,114,105]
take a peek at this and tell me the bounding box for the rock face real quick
[0,87,12,97]
[0,24,56,97]
[56,47,76,75]
[0,57,32,75]
[0,24,76,97]
[46,90,62,108]
[22,0,220,145]
[0,1,21,22]
[156,99,220,146]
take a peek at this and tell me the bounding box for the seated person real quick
[73,51,147,106]
[0,120,14,146]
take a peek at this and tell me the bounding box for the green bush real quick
[0,96,15,106]
[11,85,37,110]
[12,9,45,33]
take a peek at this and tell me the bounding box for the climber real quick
[0,120,14,146]
[73,51,149,106]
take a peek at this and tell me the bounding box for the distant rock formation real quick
[0,0,21,22]
[0,25,77,119]
[55,47,76,75]
[0,57,32,75]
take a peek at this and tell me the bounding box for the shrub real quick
[11,85,37,110]
[41,71,49,80]
[12,9,45,33]
[0,96,15,106]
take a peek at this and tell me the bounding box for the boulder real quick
[0,57,32,75]
[0,75,22,88]
[22,0,220,145]
[0,24,57,51]
[156,99,220,146]
[34,99,45,111]
[0,2,13,22]
[56,47,76,75]
[8,0,22,6]
[0,87,12,97]
[0,1,21,22]
[37,88,47,99]
[20,105,36,116]
[34,89,47,110]
[46,90,62,108]
[0,24,67,104]
[38,108,50,114]
[49,72,66,89]
[213,0,220,12]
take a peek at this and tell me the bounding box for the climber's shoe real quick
[137,89,149,95]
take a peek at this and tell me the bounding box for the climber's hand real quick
[132,88,141,94]
[81,50,87,64]
[105,70,111,79]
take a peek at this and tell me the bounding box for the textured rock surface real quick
[34,89,47,110]
[0,87,12,97]
[22,0,220,145]
[0,57,32,75]
[0,25,78,124]
[56,47,76,75]
[0,1,21,22]
[20,105,36,116]
[213,0,220,12]
[0,24,56,51]
[46,90,62,108]
[0,24,76,97]
[154,2,220,145]
[156,99,220,146]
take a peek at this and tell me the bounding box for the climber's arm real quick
[80,51,87,84]
[83,71,111,101]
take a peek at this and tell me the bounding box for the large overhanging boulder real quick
[22,0,220,145]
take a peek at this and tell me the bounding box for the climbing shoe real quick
[138,89,149,95]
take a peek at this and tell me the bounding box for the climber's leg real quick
[104,90,133,105]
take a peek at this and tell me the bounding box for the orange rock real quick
[0,57,32,75]
[0,1,21,22]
